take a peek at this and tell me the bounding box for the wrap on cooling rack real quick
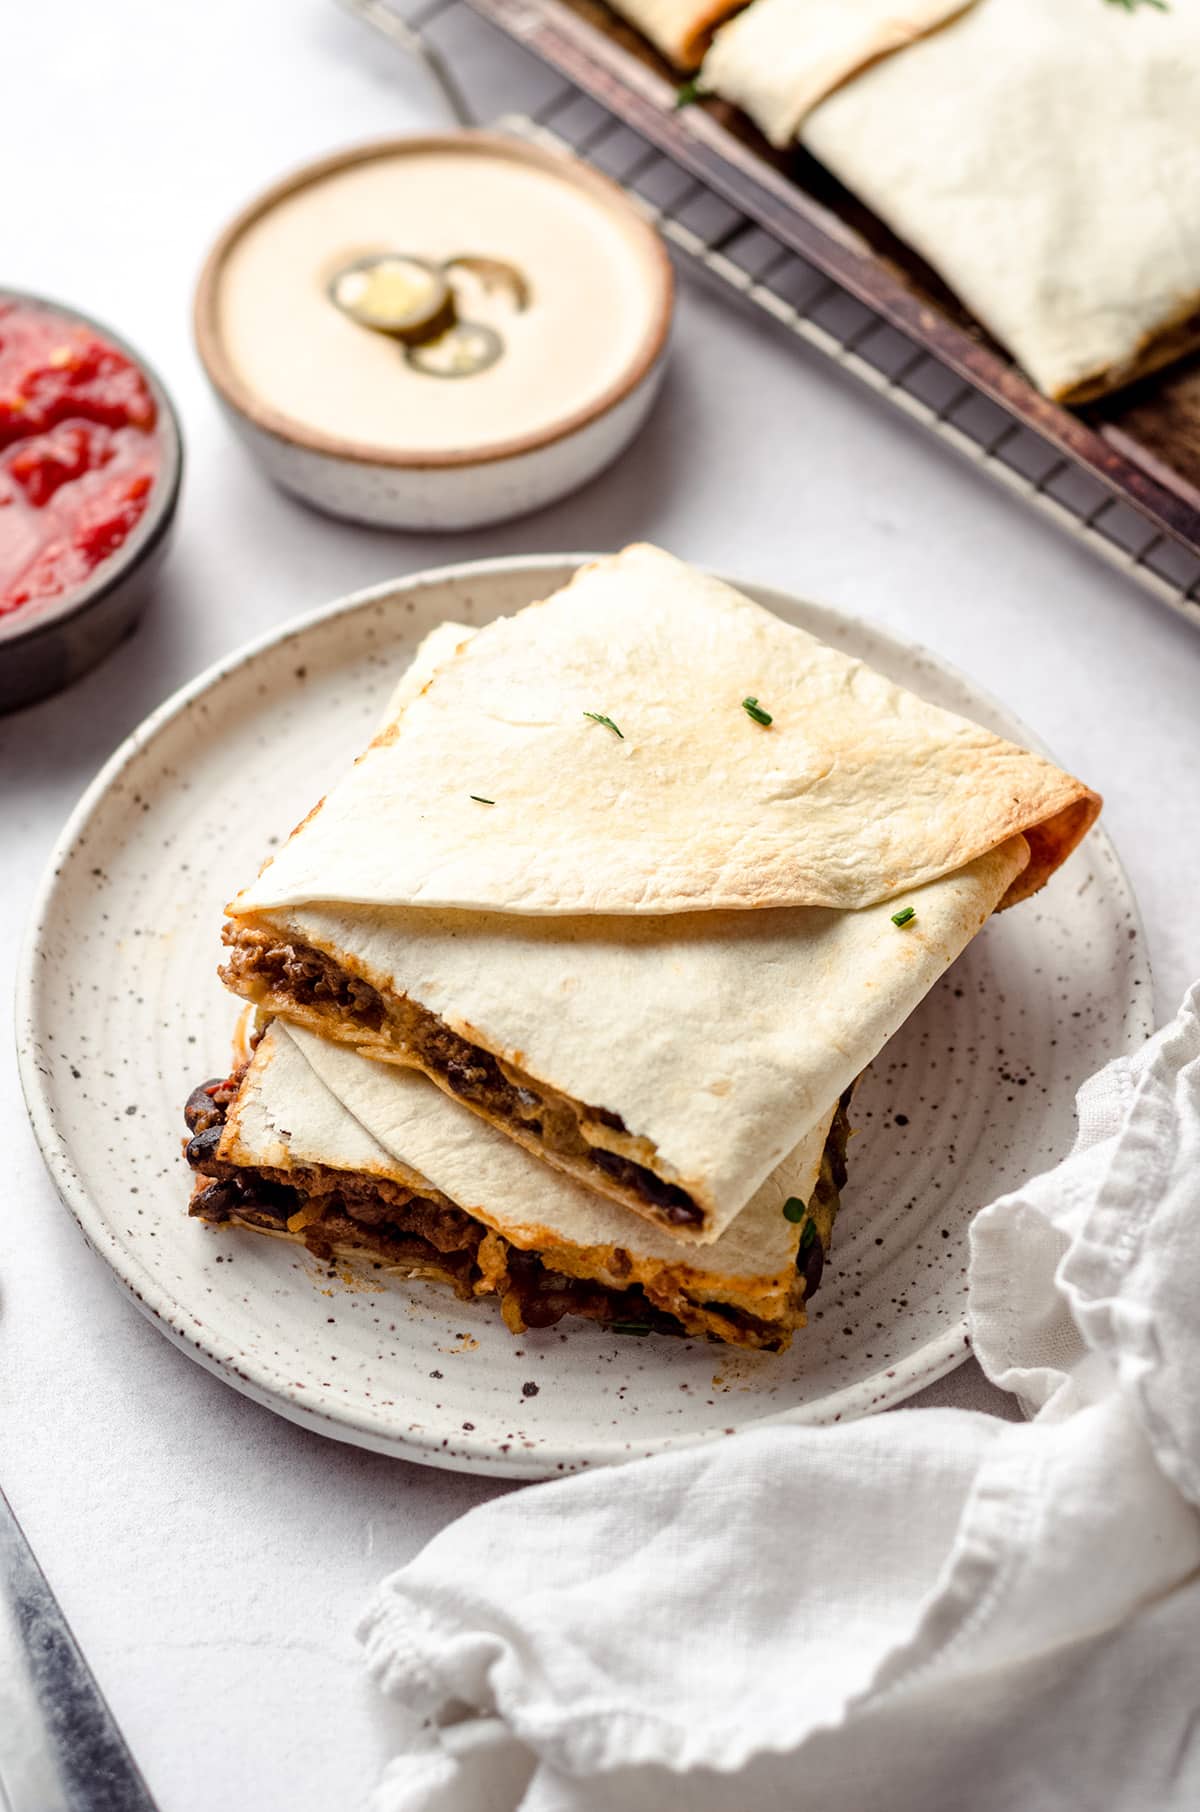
[698,0,972,120]
[185,1019,847,1349]
[702,0,1200,401]
[222,544,1097,1244]
[607,0,969,74]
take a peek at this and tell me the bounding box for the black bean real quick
[517,1292,577,1329]
[586,1104,627,1132]
[662,1200,704,1225]
[184,1080,228,1134]
[803,1235,825,1300]
[232,1200,294,1230]
[185,1124,224,1169]
[189,1180,241,1223]
[587,1147,703,1222]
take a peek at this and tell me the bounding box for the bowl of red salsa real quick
[0,291,182,712]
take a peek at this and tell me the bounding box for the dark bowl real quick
[0,289,184,715]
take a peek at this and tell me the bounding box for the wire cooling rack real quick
[343,0,1200,627]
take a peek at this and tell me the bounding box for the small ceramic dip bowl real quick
[0,289,183,714]
[194,133,673,531]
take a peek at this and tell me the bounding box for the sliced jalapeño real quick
[329,254,456,344]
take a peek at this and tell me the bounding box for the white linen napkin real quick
[359,986,1200,1812]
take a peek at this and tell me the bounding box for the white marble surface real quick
[3,2,1199,1806]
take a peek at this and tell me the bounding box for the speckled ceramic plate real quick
[17,558,1152,1479]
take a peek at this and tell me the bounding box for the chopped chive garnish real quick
[891,906,916,928]
[611,1321,654,1336]
[1104,0,1167,12]
[469,794,495,805]
[782,1196,807,1223]
[584,711,624,739]
[742,696,773,726]
[674,78,702,108]
[799,1219,819,1251]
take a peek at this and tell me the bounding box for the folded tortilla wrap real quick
[706,0,1200,401]
[700,0,972,141]
[186,1020,846,1349]
[221,547,1093,1243]
[235,545,1096,919]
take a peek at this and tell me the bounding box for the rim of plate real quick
[15,555,1154,1477]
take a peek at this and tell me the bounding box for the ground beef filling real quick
[183,1071,848,1340]
[220,929,703,1226]
[185,1078,703,1336]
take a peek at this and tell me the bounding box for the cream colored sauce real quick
[216,146,663,456]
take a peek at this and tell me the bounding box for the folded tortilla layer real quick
[184,1021,847,1350]
[705,0,1200,401]
[234,546,1096,920]
[222,838,1023,1240]
[700,0,973,141]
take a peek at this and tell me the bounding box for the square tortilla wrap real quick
[703,0,1200,401]
[605,0,967,72]
[701,0,973,132]
[185,1020,847,1350]
[222,546,1097,1243]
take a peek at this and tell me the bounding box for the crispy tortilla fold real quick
[192,1020,841,1349]
[378,620,472,728]
[234,545,1097,920]
[700,0,974,144]
[604,0,748,70]
[772,0,1200,402]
